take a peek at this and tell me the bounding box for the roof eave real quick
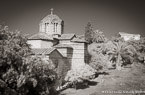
[28,39,53,41]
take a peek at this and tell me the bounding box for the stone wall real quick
[41,40,53,48]
[27,40,41,48]
[59,40,87,70]
[27,40,53,48]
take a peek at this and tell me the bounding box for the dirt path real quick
[60,64,145,95]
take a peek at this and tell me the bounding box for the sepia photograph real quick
[0,0,145,95]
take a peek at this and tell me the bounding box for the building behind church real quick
[118,32,140,41]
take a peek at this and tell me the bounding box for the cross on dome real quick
[50,8,54,14]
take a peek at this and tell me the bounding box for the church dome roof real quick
[41,9,62,24]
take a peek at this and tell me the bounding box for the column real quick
[55,23,57,34]
[45,23,46,32]
[50,24,53,34]
[54,23,55,33]
[46,23,49,32]
[57,24,61,35]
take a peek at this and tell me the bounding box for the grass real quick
[59,63,145,95]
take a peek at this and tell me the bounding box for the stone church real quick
[27,9,89,70]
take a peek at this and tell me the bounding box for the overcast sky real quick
[0,0,145,38]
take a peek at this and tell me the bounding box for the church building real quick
[27,9,89,70]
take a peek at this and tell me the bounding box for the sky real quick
[0,0,145,38]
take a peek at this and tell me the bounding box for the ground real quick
[59,63,145,95]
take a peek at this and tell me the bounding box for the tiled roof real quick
[41,14,62,24]
[54,44,72,48]
[58,34,75,40]
[71,35,87,43]
[31,48,56,55]
[28,32,54,40]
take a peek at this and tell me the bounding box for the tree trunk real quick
[116,54,122,71]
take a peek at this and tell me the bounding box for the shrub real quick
[0,26,58,95]
[64,64,96,89]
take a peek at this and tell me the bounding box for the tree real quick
[88,43,109,71]
[89,54,109,71]
[127,37,145,63]
[0,26,57,95]
[85,22,93,44]
[92,30,106,43]
[106,39,137,70]
[64,64,96,89]
[17,57,57,95]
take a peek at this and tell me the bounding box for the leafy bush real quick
[0,26,58,95]
[88,43,105,56]
[17,57,57,95]
[92,30,106,43]
[64,64,96,88]
[127,38,145,63]
[89,54,110,71]
[88,43,112,70]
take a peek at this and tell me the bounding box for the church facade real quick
[27,9,89,70]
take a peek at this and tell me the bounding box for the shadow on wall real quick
[85,43,90,64]
[56,48,73,88]
[67,48,73,70]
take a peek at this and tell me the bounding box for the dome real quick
[39,8,64,36]
[41,14,62,24]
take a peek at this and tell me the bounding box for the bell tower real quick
[39,8,64,37]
